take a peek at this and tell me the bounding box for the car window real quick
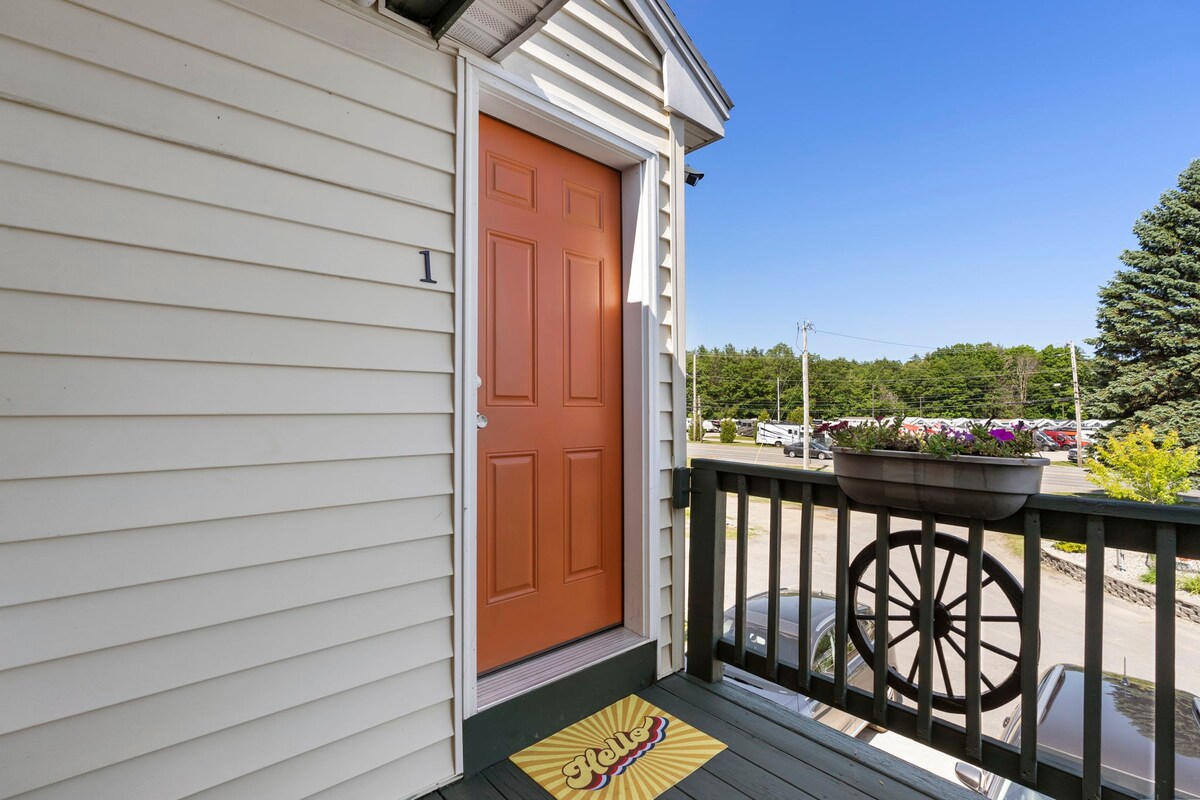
[811,622,873,675]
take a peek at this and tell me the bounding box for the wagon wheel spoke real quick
[908,544,922,575]
[935,638,955,697]
[906,650,920,683]
[857,580,876,595]
[889,626,918,648]
[949,624,1019,662]
[935,551,956,604]
[889,569,920,605]
[949,614,1020,623]
[943,634,999,692]
[944,575,996,612]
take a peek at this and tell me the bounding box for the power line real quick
[809,328,936,351]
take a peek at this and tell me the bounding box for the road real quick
[687,441,1100,495]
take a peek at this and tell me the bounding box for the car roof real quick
[745,590,836,626]
[1033,665,1200,795]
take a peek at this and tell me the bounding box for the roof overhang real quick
[379,0,732,150]
[382,0,570,60]
[620,0,733,151]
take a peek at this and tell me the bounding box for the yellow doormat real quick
[510,695,726,799]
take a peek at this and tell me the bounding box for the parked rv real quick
[756,421,802,446]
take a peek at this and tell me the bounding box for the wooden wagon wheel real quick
[846,530,1027,713]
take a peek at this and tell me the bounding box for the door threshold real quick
[476,627,648,712]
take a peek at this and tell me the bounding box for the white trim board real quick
[455,54,663,725]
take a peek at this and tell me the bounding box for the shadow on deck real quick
[424,673,973,799]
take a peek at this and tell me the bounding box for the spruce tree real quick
[1091,159,1200,446]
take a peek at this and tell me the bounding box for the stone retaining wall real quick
[1040,548,1200,624]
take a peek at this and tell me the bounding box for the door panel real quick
[477,115,623,673]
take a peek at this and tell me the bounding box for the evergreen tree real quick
[1090,159,1200,446]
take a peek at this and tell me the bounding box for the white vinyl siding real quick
[506,0,684,677]
[0,2,457,799]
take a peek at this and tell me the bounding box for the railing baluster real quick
[1155,522,1177,800]
[965,519,984,760]
[1083,516,1106,800]
[798,482,814,694]
[917,513,936,741]
[685,466,725,683]
[767,478,782,681]
[1021,510,1041,785]
[734,475,749,667]
[834,490,851,707]
[872,508,890,726]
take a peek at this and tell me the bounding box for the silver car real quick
[721,590,887,737]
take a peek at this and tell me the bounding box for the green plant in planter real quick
[820,418,1036,458]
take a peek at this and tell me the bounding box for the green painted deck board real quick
[424,672,968,800]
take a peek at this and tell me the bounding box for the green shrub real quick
[1087,426,1199,504]
[719,419,736,443]
[1180,575,1200,595]
[1052,541,1088,554]
[1139,568,1157,585]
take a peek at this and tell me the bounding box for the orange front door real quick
[477,115,624,673]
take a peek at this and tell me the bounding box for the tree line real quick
[686,342,1098,422]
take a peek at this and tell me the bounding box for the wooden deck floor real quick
[424,672,975,800]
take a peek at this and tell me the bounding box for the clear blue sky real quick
[671,1,1200,361]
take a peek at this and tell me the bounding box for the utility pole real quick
[1069,341,1084,467]
[776,375,781,422]
[692,351,699,440]
[802,321,813,470]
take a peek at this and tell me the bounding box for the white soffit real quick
[445,0,566,58]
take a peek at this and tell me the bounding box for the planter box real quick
[832,448,1049,520]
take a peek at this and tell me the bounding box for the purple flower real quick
[962,433,976,443]
[989,429,1015,442]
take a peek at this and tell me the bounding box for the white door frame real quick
[453,53,663,741]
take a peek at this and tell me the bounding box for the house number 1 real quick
[419,250,436,284]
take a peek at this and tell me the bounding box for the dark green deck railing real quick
[684,458,1200,800]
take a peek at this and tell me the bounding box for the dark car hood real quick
[1033,666,1200,796]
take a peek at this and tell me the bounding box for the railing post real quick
[686,466,726,683]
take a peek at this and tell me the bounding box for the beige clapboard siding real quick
[0,291,452,373]
[0,495,453,607]
[0,356,453,417]
[0,0,459,793]
[0,230,454,333]
[0,415,452,482]
[1,534,452,670]
[0,165,453,284]
[560,0,659,69]
[0,1,455,170]
[6,661,454,800]
[0,37,452,211]
[0,619,451,796]
[304,738,457,800]
[71,0,455,124]
[189,701,455,800]
[0,454,452,543]
[0,577,451,734]
[0,101,452,252]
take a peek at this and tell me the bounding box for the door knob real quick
[476,414,488,429]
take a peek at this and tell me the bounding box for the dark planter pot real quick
[831,448,1050,520]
